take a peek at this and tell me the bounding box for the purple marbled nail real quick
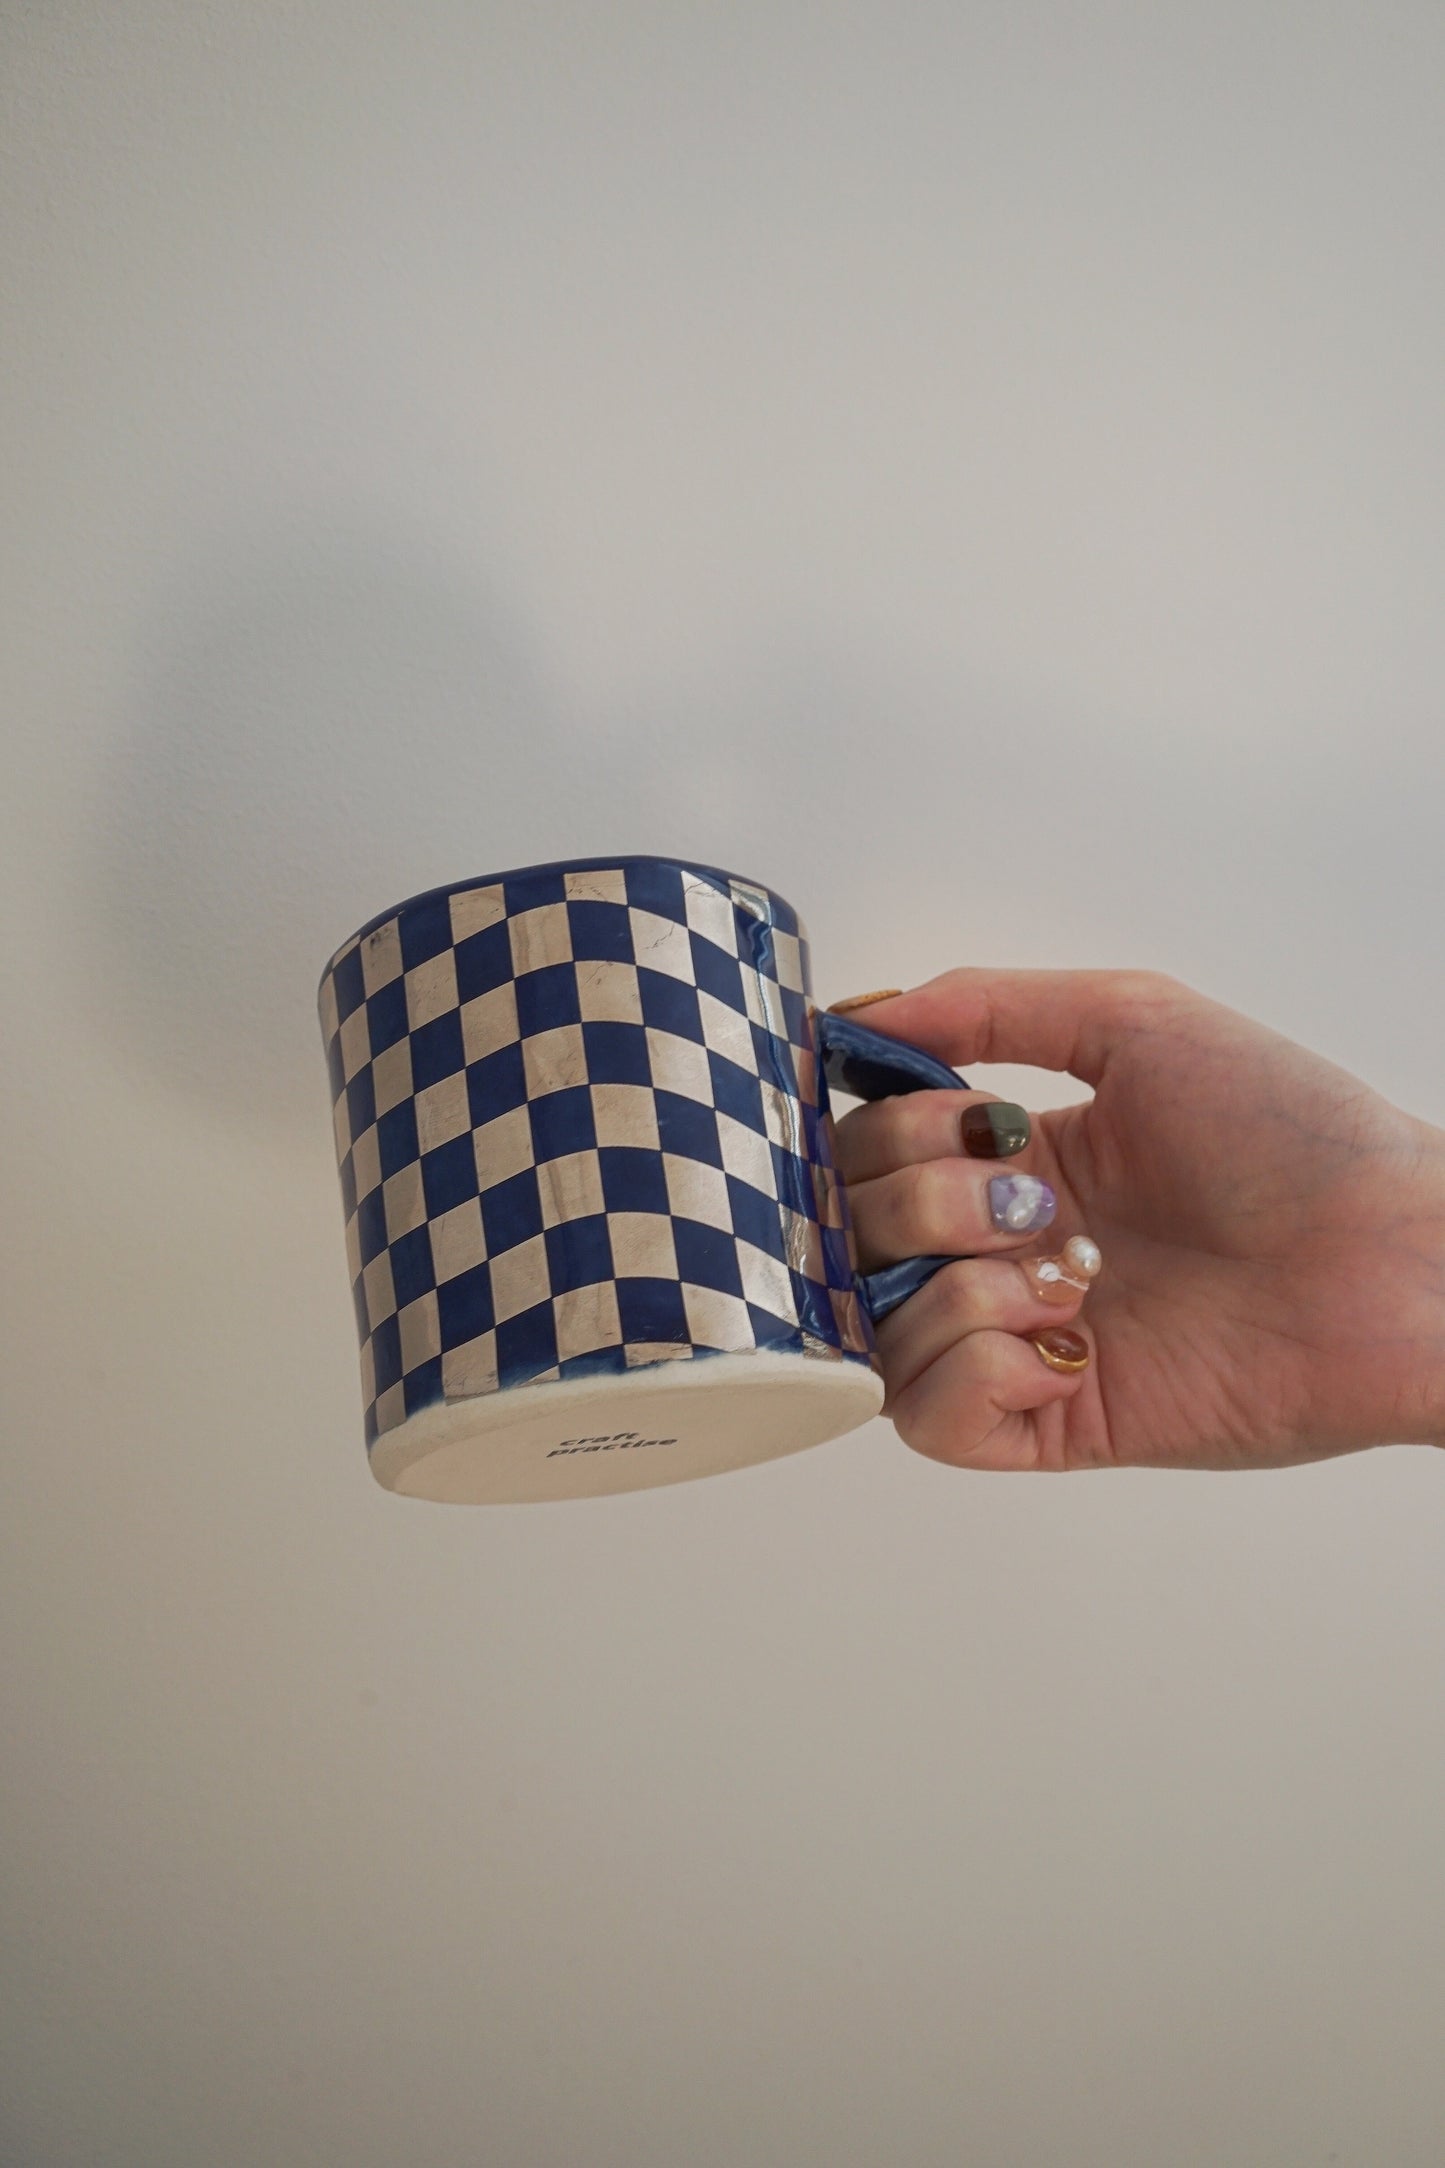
[987,1173,1056,1234]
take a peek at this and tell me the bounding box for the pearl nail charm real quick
[988,1174,1056,1234]
[1021,1234,1104,1305]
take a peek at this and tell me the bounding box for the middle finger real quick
[845,1155,1058,1273]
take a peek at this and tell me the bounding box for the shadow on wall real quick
[82,514,599,1145]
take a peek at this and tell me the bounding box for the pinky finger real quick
[885,1325,1094,1473]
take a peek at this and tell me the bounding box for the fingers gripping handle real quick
[814,1009,973,1328]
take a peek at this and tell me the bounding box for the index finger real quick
[827,966,1170,1087]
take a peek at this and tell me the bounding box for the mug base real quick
[367,1348,885,1504]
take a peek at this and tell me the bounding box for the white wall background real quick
[4,6,1444,2163]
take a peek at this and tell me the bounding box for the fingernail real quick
[961,1100,1031,1158]
[988,1173,1056,1234]
[1021,1235,1103,1305]
[827,989,905,1014]
[1027,1328,1091,1373]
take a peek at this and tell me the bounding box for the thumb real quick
[826,966,1171,1086]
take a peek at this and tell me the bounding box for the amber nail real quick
[826,989,904,1014]
[1020,1235,1103,1305]
[1026,1328,1091,1373]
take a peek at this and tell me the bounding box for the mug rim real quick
[318,853,802,995]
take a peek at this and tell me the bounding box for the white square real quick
[429,1197,487,1283]
[736,1239,796,1322]
[681,1282,753,1349]
[590,1083,659,1151]
[564,867,628,905]
[449,884,506,944]
[717,1109,775,1197]
[629,907,695,984]
[523,1023,588,1097]
[383,1162,427,1243]
[662,1153,732,1233]
[339,1004,371,1083]
[349,1123,382,1203]
[554,1280,623,1362]
[646,1028,713,1106]
[575,958,643,1026]
[374,1381,406,1436]
[332,1091,352,1162]
[537,1148,605,1229]
[406,949,459,1030]
[760,1082,804,1156]
[770,929,804,994]
[360,918,404,996]
[460,982,520,1064]
[473,1104,534,1190]
[683,877,739,955]
[607,1212,679,1280]
[362,1249,396,1328]
[415,1071,471,1155]
[698,987,755,1071]
[371,1037,414,1119]
[509,902,572,976]
[490,1233,551,1324]
[398,1289,440,1373]
[443,1331,498,1401]
[781,1205,825,1283]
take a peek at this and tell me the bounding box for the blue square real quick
[377,1099,420,1179]
[357,1186,390,1266]
[691,933,745,1012]
[616,1277,690,1344]
[480,1167,543,1254]
[672,1217,743,1296]
[366,977,409,1055]
[793,1272,836,1337]
[751,1019,787,1075]
[371,1313,403,1396]
[568,899,633,963]
[398,897,453,972]
[773,1148,815,1221]
[351,1276,370,1343]
[516,962,581,1038]
[727,1176,786,1257]
[345,1063,376,1139]
[530,1085,596,1164]
[332,945,365,1023]
[545,1212,612,1293]
[558,1343,629,1383]
[637,968,701,1042]
[598,1146,670,1217]
[403,1356,444,1415]
[709,1054,764,1133]
[654,1091,722,1168]
[623,862,685,922]
[338,1149,358,1222]
[467,1042,528,1124]
[781,986,808,1045]
[410,1007,465,1092]
[325,1032,348,1104]
[420,1132,478,1218]
[820,1225,855,1288]
[747,1299,797,1342]
[581,1020,651,1087]
[437,1262,494,1348]
[364,1400,380,1447]
[496,1300,559,1388]
[389,1224,436,1309]
[504,869,566,914]
[454,918,512,1003]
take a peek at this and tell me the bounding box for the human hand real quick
[828,970,1445,1472]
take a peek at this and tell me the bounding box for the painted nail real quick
[987,1173,1056,1234]
[1027,1328,1091,1373]
[827,989,904,1014]
[1021,1234,1103,1305]
[961,1100,1031,1159]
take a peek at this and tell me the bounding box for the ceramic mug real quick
[317,855,972,1503]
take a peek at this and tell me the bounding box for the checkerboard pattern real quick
[318,860,878,1451]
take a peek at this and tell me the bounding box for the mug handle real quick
[814,1007,974,1327]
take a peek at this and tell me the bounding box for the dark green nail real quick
[961,1100,1031,1159]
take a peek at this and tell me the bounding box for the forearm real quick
[1400,1115,1445,1449]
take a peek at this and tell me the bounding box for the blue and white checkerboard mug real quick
[318,856,973,1503]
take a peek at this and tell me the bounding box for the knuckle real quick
[903,1158,956,1248]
